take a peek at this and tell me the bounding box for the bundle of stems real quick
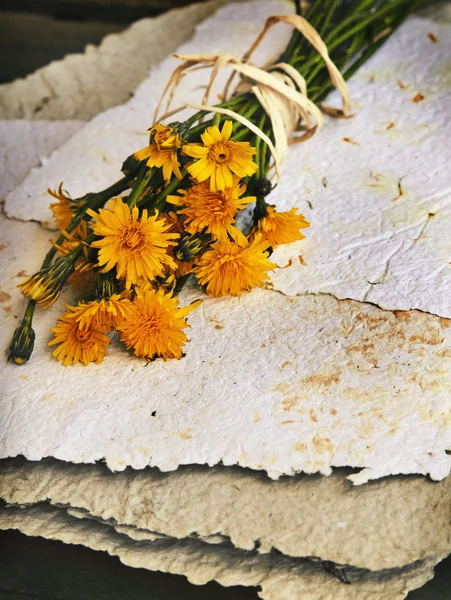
[9,0,434,366]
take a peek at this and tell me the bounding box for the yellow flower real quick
[87,197,179,289]
[76,294,131,330]
[134,124,182,182]
[168,177,255,244]
[117,288,200,360]
[194,236,275,297]
[253,206,310,248]
[183,121,258,191]
[48,183,86,239]
[49,305,111,366]
[48,183,74,230]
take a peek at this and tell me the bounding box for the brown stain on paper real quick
[0,291,12,303]
[303,373,341,388]
[342,137,360,146]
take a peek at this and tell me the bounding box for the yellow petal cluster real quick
[49,304,111,366]
[134,124,183,182]
[194,236,275,297]
[117,288,200,360]
[184,121,258,191]
[87,197,179,289]
[253,206,310,247]
[48,183,87,242]
[168,177,254,244]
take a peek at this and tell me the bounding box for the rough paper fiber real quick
[3,6,451,320]
[270,15,451,318]
[1,211,450,482]
[0,0,230,121]
[0,504,446,600]
[1,458,450,571]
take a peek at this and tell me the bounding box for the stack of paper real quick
[1,1,450,598]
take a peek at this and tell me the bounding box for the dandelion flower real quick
[134,124,183,182]
[117,288,200,360]
[49,305,111,366]
[87,197,179,289]
[253,206,310,247]
[194,235,275,297]
[183,121,258,191]
[168,177,254,243]
[48,183,86,239]
[76,294,131,330]
[48,183,74,231]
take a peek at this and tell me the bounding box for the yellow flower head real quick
[48,183,86,239]
[134,124,183,182]
[183,121,258,191]
[48,183,74,231]
[76,294,131,330]
[194,235,275,297]
[87,197,179,289]
[49,304,111,366]
[253,206,310,248]
[117,288,200,360]
[168,177,255,244]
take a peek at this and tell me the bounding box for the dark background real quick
[1,528,450,599]
[0,0,208,83]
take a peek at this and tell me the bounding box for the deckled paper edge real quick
[0,503,446,600]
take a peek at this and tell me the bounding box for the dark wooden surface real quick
[0,529,450,599]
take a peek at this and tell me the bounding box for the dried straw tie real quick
[154,14,351,179]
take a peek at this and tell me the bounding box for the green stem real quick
[148,168,189,212]
[20,299,36,329]
[126,167,155,207]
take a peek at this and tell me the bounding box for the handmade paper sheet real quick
[1,2,450,483]
[0,504,446,600]
[0,121,83,201]
[1,458,450,571]
[1,204,450,482]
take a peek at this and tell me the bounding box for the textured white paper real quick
[0,504,446,600]
[1,458,450,571]
[270,15,451,318]
[3,6,451,320]
[0,120,83,203]
[1,209,450,482]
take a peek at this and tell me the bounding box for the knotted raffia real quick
[154,14,351,178]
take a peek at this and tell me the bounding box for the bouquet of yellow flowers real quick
[9,0,429,366]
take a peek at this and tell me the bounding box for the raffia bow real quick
[154,14,352,179]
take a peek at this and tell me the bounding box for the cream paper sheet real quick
[0,503,446,600]
[1,458,450,571]
[1,3,450,483]
[0,207,450,482]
